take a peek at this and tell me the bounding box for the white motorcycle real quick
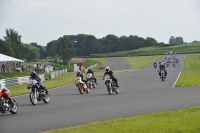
[86,73,96,89]
[75,76,89,94]
[27,79,49,105]
[103,74,119,95]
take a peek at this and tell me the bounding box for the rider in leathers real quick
[86,68,98,85]
[30,72,49,95]
[76,70,87,85]
[0,81,14,107]
[158,63,167,78]
[102,66,119,87]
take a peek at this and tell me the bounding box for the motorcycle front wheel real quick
[30,92,38,105]
[161,75,165,81]
[78,84,84,94]
[0,100,6,113]
[107,85,112,95]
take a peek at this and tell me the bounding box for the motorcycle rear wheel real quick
[115,88,119,94]
[86,88,89,93]
[43,95,49,103]
[10,103,18,114]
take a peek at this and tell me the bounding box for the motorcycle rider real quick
[76,70,87,85]
[102,66,120,87]
[86,68,98,85]
[153,62,157,68]
[0,81,14,107]
[158,63,167,78]
[30,71,49,95]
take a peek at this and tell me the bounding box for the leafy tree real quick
[169,36,176,44]
[27,46,40,61]
[30,42,47,58]
[0,39,14,56]
[3,28,24,59]
[59,36,75,64]
[175,37,184,44]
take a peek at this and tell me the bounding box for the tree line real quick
[0,29,75,64]
[47,34,166,57]
[1,28,186,64]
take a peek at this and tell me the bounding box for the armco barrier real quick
[51,69,67,79]
[0,74,44,88]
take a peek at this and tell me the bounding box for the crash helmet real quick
[30,71,37,79]
[77,70,81,75]
[105,66,110,72]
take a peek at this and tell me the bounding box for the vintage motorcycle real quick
[86,73,96,89]
[160,70,166,81]
[173,62,176,68]
[153,64,157,69]
[0,92,18,114]
[27,79,49,105]
[103,74,119,95]
[75,76,89,94]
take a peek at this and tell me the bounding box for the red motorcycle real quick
[75,76,89,94]
[0,91,18,114]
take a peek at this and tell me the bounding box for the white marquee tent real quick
[0,53,24,62]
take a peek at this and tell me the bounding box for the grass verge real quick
[175,54,200,87]
[124,55,162,69]
[44,106,200,133]
[175,70,200,87]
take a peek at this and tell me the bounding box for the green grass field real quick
[124,55,162,69]
[45,106,200,133]
[183,54,200,69]
[175,54,200,87]
[91,42,200,57]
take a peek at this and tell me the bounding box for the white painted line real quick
[172,55,186,87]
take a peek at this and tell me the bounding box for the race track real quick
[1,54,200,133]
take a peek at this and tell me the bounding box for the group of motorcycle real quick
[75,73,119,95]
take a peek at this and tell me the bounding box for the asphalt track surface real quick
[1,54,200,133]
[98,57,132,71]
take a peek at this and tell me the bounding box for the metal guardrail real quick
[0,74,45,88]
[51,69,67,79]
[0,65,97,88]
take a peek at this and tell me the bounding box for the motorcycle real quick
[86,73,96,89]
[160,70,166,81]
[75,76,89,94]
[0,92,18,114]
[104,74,119,95]
[153,64,157,69]
[27,79,49,105]
[173,62,176,68]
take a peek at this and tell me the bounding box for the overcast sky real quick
[0,0,199,46]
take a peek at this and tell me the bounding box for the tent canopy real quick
[0,53,24,62]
